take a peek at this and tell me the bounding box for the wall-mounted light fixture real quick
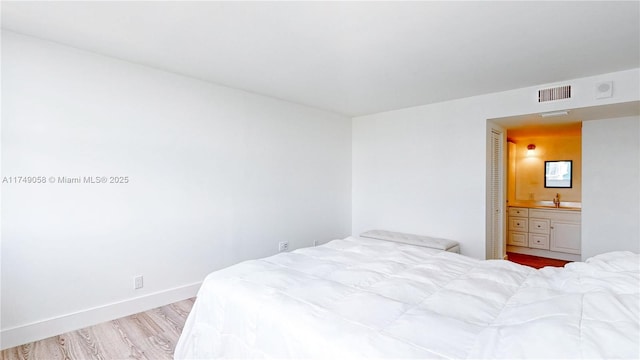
[527,144,536,156]
[540,110,569,118]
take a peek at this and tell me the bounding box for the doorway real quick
[487,101,640,262]
[488,116,583,262]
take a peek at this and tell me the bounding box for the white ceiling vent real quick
[538,85,571,102]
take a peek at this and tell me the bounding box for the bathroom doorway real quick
[487,101,639,263]
[488,114,583,262]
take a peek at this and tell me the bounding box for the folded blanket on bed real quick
[360,229,460,252]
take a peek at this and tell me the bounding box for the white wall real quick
[1,31,352,347]
[353,69,639,260]
[582,116,640,259]
[352,99,489,258]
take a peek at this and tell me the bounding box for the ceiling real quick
[2,1,639,116]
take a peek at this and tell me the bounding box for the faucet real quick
[553,193,560,208]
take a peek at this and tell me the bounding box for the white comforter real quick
[175,236,640,359]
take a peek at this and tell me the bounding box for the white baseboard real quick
[1,281,201,350]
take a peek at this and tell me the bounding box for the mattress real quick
[174,236,639,359]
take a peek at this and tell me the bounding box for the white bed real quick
[174,235,640,359]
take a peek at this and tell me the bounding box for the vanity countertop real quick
[508,201,582,211]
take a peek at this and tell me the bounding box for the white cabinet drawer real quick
[508,207,529,217]
[508,231,528,246]
[529,233,550,250]
[529,209,580,222]
[529,218,550,234]
[509,217,528,232]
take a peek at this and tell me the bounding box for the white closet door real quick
[489,128,504,259]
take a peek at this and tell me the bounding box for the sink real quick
[533,205,581,211]
[509,202,582,211]
[559,206,581,211]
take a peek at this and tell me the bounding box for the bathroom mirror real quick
[545,160,572,188]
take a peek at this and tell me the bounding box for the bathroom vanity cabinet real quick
[507,206,581,261]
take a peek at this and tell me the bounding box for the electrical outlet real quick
[278,241,289,252]
[134,275,143,290]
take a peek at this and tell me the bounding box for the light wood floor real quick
[1,298,195,360]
